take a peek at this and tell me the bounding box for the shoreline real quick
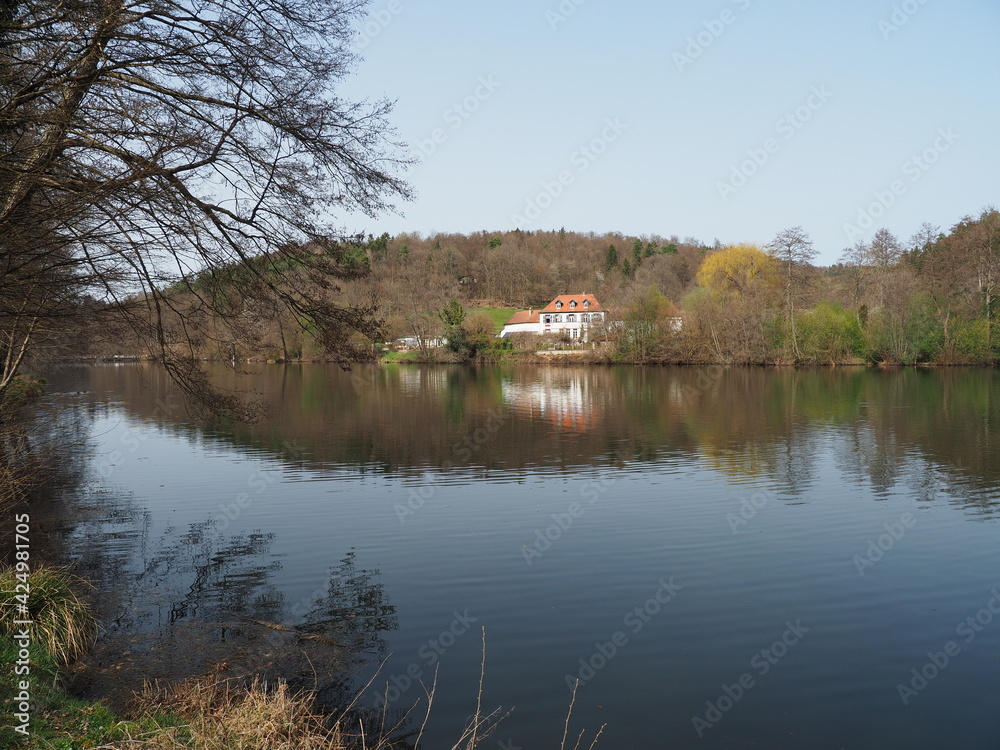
[56,355,997,368]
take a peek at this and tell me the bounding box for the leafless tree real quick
[766,226,817,359]
[1,0,411,414]
[840,228,903,317]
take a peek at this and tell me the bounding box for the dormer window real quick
[583,300,591,309]
[570,300,577,309]
[555,301,563,309]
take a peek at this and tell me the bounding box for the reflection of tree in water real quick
[59,485,396,711]
[1,400,92,561]
[300,550,398,656]
[75,364,1000,515]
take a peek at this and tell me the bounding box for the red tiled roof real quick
[539,294,604,313]
[504,310,540,326]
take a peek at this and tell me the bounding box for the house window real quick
[555,301,563,309]
[554,314,562,322]
[583,300,591,308]
[567,314,575,322]
[581,314,589,323]
[543,315,551,324]
[571,329,578,338]
[570,300,577,309]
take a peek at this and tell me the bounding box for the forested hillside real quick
[89,208,1000,366]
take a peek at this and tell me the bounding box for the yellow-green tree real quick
[696,244,779,298]
[693,244,780,363]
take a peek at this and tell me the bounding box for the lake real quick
[43,364,1000,749]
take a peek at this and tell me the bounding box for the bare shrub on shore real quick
[99,629,601,750]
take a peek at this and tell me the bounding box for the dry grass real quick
[0,565,96,666]
[134,677,352,750]
[103,629,594,750]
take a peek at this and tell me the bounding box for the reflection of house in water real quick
[502,370,600,433]
[395,366,451,395]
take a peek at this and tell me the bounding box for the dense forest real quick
[85,207,1000,367]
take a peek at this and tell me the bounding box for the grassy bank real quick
[0,566,139,748]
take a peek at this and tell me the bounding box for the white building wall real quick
[540,312,605,342]
[499,322,540,337]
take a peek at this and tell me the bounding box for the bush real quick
[952,318,994,363]
[508,332,542,352]
[0,566,95,666]
[861,296,940,364]
[1,375,46,405]
[797,303,864,363]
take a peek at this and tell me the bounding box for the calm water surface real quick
[45,364,1000,749]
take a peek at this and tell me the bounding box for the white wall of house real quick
[539,311,605,342]
[500,322,539,337]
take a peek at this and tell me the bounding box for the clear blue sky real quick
[340,0,999,264]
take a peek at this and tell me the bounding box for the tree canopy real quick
[0,0,410,413]
[695,244,778,299]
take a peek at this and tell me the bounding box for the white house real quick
[501,294,609,342]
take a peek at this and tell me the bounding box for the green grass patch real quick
[380,350,423,362]
[0,565,170,748]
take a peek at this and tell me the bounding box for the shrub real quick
[952,318,993,363]
[0,566,95,666]
[797,303,863,363]
[2,375,46,405]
